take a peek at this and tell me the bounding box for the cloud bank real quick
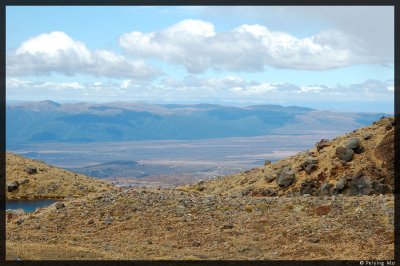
[7,31,162,79]
[119,19,388,73]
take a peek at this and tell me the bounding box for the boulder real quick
[305,164,317,175]
[335,177,347,190]
[361,132,372,140]
[320,182,332,195]
[7,181,20,192]
[264,160,272,166]
[335,147,354,162]
[264,171,276,183]
[345,137,361,150]
[300,179,319,195]
[20,178,29,185]
[300,157,318,174]
[342,176,373,196]
[316,139,331,151]
[276,166,296,187]
[25,167,37,175]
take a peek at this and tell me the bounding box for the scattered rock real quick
[55,202,65,209]
[276,166,296,187]
[25,167,37,175]
[316,139,331,151]
[335,146,354,162]
[104,218,112,225]
[7,181,20,192]
[335,177,347,190]
[361,132,372,140]
[264,172,276,183]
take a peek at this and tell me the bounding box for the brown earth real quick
[5,117,395,260]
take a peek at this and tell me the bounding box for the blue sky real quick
[6,6,394,113]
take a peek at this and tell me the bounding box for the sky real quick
[6,6,394,113]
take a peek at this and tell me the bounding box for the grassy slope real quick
[6,152,111,200]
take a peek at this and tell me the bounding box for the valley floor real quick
[6,188,394,260]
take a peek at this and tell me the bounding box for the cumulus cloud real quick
[7,31,162,79]
[119,19,385,73]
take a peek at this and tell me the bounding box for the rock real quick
[345,137,361,150]
[222,224,234,229]
[192,241,201,247]
[6,209,25,221]
[104,218,112,225]
[300,179,319,195]
[316,139,331,151]
[16,219,24,225]
[264,160,272,166]
[55,202,65,209]
[354,145,365,154]
[385,123,392,130]
[196,180,204,186]
[300,157,318,172]
[276,166,296,187]
[320,182,332,195]
[25,167,37,175]
[20,179,29,185]
[335,146,354,162]
[342,176,373,196]
[372,181,391,194]
[305,164,317,175]
[88,219,94,224]
[361,132,372,140]
[175,204,186,215]
[7,181,20,192]
[264,172,276,183]
[335,177,347,190]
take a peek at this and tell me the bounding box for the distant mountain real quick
[6,101,388,147]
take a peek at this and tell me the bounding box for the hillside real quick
[7,101,386,148]
[182,116,395,197]
[6,153,110,200]
[5,118,395,260]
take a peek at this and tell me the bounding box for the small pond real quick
[6,199,57,212]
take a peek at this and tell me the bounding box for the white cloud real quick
[7,31,162,80]
[6,77,393,105]
[119,19,384,73]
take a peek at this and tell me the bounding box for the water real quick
[6,199,57,212]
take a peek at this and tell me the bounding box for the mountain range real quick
[7,100,387,148]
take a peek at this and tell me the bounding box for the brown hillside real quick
[183,116,395,197]
[6,152,111,200]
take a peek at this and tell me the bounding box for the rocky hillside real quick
[6,153,111,200]
[5,118,395,260]
[183,116,395,198]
